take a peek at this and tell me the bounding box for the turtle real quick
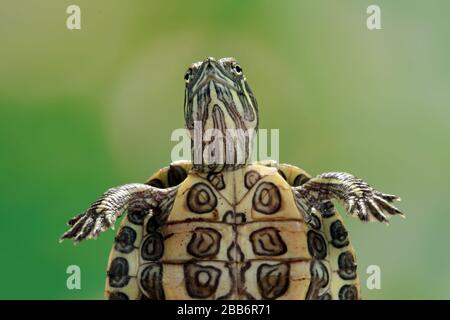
[60,57,404,300]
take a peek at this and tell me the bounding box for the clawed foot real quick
[60,183,153,243]
[60,183,177,243]
[297,172,404,224]
[345,190,403,223]
[60,190,122,243]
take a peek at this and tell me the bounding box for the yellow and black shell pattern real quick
[104,160,360,300]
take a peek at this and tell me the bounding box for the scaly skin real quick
[293,172,403,223]
[60,184,178,242]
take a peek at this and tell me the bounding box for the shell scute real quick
[105,161,360,300]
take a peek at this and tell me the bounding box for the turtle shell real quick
[104,160,360,300]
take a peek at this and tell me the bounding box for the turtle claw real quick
[345,190,404,223]
[377,192,401,203]
[106,215,116,230]
[60,202,117,243]
[67,212,84,226]
[297,171,404,224]
[60,183,164,243]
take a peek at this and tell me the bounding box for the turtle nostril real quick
[205,57,215,66]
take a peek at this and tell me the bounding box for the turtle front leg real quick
[294,172,404,223]
[60,183,177,243]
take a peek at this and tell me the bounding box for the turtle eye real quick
[184,69,192,83]
[232,63,243,75]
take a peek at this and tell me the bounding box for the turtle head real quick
[183,57,259,172]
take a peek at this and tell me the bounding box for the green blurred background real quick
[1,0,449,299]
